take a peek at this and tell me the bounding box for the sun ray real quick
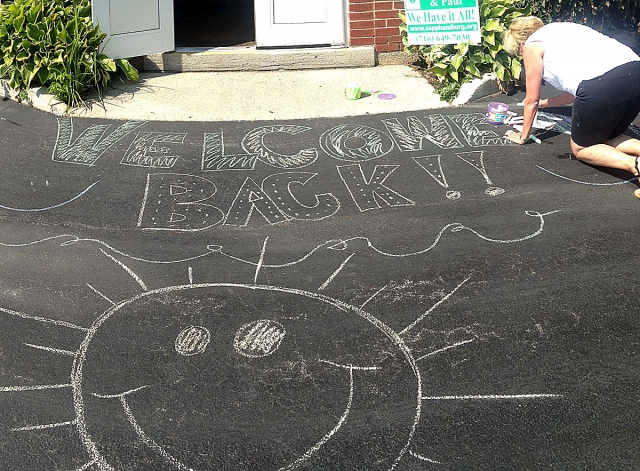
[12,420,77,432]
[0,307,89,331]
[254,236,269,283]
[188,266,194,285]
[0,384,71,392]
[416,339,475,362]
[99,248,148,291]
[399,275,472,335]
[360,284,387,309]
[318,253,356,291]
[71,460,98,471]
[422,394,563,401]
[86,283,116,306]
[23,343,77,357]
[409,450,442,464]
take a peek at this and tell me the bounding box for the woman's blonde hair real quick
[503,16,544,56]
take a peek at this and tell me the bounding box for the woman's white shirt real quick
[525,22,640,96]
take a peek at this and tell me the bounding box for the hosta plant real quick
[399,0,530,101]
[0,0,139,107]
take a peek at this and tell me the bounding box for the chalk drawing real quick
[320,124,394,162]
[254,236,269,282]
[233,319,287,358]
[0,181,100,212]
[413,155,448,188]
[137,173,225,231]
[223,176,290,227]
[456,150,493,185]
[537,165,638,186]
[318,253,356,291]
[202,131,257,171]
[242,125,318,169]
[485,187,505,196]
[422,394,562,400]
[99,248,148,291]
[68,283,422,470]
[337,164,415,212]
[383,115,464,151]
[409,450,442,464]
[52,118,147,166]
[120,132,187,168]
[262,172,341,221]
[446,190,461,200]
[175,325,211,356]
[447,113,513,147]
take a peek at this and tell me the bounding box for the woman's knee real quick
[570,139,585,157]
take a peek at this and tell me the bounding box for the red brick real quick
[350,0,372,2]
[350,37,376,46]
[351,20,375,29]
[386,18,403,27]
[386,34,403,43]
[376,43,402,52]
[374,26,400,36]
[374,19,388,27]
[374,9,401,18]
[351,28,375,37]
[350,11,374,21]
[374,2,394,10]
[393,1,405,9]
[374,36,389,44]
[349,3,374,12]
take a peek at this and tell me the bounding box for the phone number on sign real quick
[412,33,472,43]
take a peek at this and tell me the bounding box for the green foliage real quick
[399,0,529,100]
[524,0,640,32]
[435,81,462,103]
[0,0,139,107]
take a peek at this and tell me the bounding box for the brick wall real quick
[348,0,405,52]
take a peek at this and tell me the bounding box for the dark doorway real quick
[174,0,256,48]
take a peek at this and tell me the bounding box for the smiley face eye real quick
[175,325,211,356]
[234,320,286,358]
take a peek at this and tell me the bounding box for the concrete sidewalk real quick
[3,64,500,122]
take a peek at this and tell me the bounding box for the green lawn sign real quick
[404,0,481,45]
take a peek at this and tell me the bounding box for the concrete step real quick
[143,46,376,72]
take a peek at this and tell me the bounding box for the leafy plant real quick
[399,0,530,100]
[0,0,139,107]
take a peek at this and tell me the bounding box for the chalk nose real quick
[234,319,286,358]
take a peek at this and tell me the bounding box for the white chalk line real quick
[254,236,269,283]
[0,306,89,331]
[318,252,355,291]
[319,360,380,371]
[188,266,194,285]
[279,367,354,471]
[537,165,638,186]
[92,385,149,399]
[360,284,387,309]
[409,450,442,464]
[99,248,148,291]
[120,396,195,471]
[0,181,100,212]
[416,339,476,362]
[24,343,77,357]
[422,393,563,400]
[86,283,116,306]
[71,460,98,471]
[12,420,77,432]
[1,383,71,392]
[400,276,472,335]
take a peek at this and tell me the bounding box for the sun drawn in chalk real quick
[1,247,562,470]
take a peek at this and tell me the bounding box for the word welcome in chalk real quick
[52,113,511,171]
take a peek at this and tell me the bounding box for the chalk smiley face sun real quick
[72,283,422,471]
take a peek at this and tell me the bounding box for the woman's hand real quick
[504,129,527,144]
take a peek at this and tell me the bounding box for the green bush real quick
[400,0,530,102]
[525,0,640,32]
[0,0,138,107]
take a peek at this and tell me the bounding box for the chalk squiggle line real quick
[537,165,638,186]
[0,181,100,212]
[0,210,560,266]
[219,210,561,266]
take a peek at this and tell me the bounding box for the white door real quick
[92,0,174,59]
[255,0,346,47]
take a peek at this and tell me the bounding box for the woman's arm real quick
[539,92,574,108]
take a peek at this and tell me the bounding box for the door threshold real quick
[174,45,347,53]
[144,46,376,72]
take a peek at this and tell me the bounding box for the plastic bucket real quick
[487,102,509,124]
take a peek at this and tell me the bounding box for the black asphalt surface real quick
[0,87,639,471]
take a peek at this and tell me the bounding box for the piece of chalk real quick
[506,111,517,116]
[529,135,542,144]
[517,102,524,106]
